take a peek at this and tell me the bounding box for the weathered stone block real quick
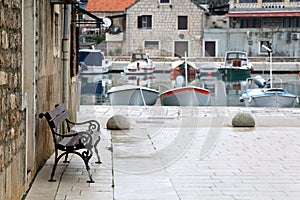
[232,112,255,127]
[106,115,131,130]
[0,71,8,85]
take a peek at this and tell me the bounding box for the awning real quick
[75,5,104,24]
[226,12,300,17]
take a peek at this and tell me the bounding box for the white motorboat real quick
[107,85,159,106]
[123,53,156,74]
[240,76,298,107]
[79,47,112,74]
[240,45,298,107]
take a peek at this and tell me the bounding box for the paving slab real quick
[25,106,300,200]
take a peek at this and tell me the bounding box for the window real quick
[240,0,257,2]
[145,41,159,50]
[259,41,272,55]
[283,17,300,28]
[240,18,261,28]
[204,41,216,57]
[160,0,170,3]
[138,15,152,29]
[178,16,188,30]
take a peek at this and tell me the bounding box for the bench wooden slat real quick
[51,111,69,128]
[48,104,66,118]
[59,134,81,147]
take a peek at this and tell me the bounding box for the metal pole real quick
[270,52,272,88]
[184,51,188,86]
[63,4,71,107]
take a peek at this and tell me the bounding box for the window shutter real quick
[138,16,142,28]
[148,16,152,28]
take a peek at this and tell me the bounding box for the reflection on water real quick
[79,72,300,107]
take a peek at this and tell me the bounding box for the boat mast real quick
[270,49,273,88]
[262,44,273,88]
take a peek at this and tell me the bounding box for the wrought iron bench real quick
[39,104,101,183]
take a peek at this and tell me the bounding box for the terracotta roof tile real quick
[86,0,136,12]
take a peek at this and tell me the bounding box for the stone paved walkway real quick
[25,106,300,200]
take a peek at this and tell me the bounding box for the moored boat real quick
[159,53,211,106]
[79,47,112,74]
[170,60,198,81]
[218,51,253,81]
[107,85,159,106]
[123,53,156,74]
[240,76,298,107]
[159,85,211,106]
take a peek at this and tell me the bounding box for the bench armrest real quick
[52,129,79,138]
[66,119,101,132]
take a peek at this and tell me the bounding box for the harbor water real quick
[79,70,300,107]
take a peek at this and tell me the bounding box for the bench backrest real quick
[39,104,71,143]
[43,104,69,129]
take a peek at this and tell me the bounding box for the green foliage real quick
[108,48,122,56]
[114,48,122,56]
[88,35,105,44]
[108,49,114,56]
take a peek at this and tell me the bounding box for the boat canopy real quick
[79,50,104,66]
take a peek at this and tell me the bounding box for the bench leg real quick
[49,151,65,182]
[78,150,94,183]
[63,153,70,163]
[94,136,102,164]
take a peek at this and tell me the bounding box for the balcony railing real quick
[233,1,300,9]
[290,1,300,6]
[262,2,285,8]
[234,3,258,8]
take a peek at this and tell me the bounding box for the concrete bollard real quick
[106,115,131,130]
[232,112,255,127]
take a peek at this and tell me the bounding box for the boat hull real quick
[159,86,211,106]
[123,62,155,74]
[219,68,251,81]
[81,66,110,74]
[241,89,298,107]
[107,85,159,106]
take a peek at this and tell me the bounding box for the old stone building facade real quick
[1,1,80,199]
[203,0,300,57]
[125,0,205,57]
[0,1,26,200]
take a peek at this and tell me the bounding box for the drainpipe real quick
[125,9,130,54]
[63,4,71,107]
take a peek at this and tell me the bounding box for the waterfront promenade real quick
[25,105,300,200]
[110,61,300,73]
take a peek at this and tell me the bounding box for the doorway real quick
[204,41,216,57]
[174,41,188,57]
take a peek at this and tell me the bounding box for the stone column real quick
[285,0,290,8]
[257,0,262,8]
[230,0,235,9]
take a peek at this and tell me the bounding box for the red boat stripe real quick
[160,87,210,98]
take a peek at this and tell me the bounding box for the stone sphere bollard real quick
[232,112,255,127]
[106,115,131,130]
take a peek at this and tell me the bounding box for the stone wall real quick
[204,28,300,57]
[1,1,80,200]
[0,1,26,200]
[126,0,204,57]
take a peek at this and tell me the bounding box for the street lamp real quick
[262,44,273,88]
